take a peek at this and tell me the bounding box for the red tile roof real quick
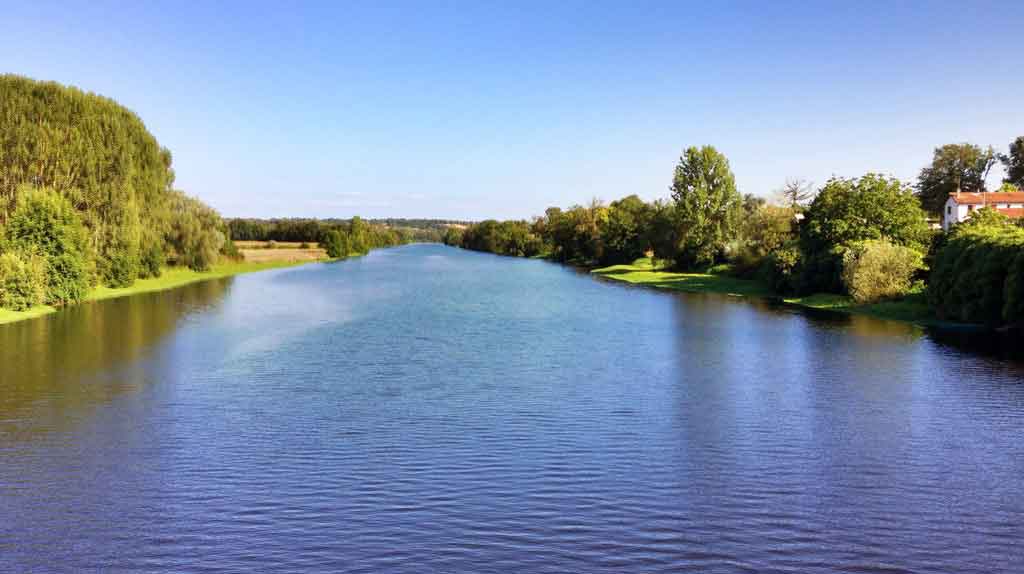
[949,192,1024,205]
[996,207,1024,219]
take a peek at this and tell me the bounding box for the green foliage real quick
[928,220,1024,325]
[165,190,224,272]
[0,75,174,285]
[219,238,241,262]
[960,206,1011,229]
[599,195,652,265]
[670,145,743,269]
[760,245,802,294]
[139,243,164,278]
[443,227,464,246]
[799,174,930,293]
[322,229,351,258]
[841,240,923,304]
[730,203,797,278]
[1001,136,1024,187]
[4,187,92,305]
[459,219,543,257]
[916,143,996,214]
[0,250,46,311]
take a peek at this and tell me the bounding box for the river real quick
[1,243,1022,573]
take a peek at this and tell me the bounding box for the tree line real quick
[446,138,1024,327]
[0,75,236,311]
[226,217,449,245]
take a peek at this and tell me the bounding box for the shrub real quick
[101,240,140,287]
[4,187,92,305]
[760,245,802,294]
[322,230,350,259]
[928,222,1024,325]
[219,238,242,262]
[0,250,47,311]
[139,243,164,278]
[841,240,923,303]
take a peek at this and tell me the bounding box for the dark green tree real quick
[916,143,996,214]
[1001,136,1024,187]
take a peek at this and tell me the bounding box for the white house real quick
[942,191,1024,231]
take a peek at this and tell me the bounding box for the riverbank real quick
[592,258,934,325]
[0,259,321,326]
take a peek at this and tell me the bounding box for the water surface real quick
[2,244,1022,573]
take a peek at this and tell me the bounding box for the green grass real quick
[0,259,319,326]
[592,258,936,325]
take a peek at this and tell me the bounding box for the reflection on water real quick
[0,246,1022,573]
[0,279,231,443]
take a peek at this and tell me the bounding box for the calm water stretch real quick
[1,243,1022,573]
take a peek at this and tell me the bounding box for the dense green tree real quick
[802,174,931,254]
[929,218,1024,325]
[0,75,176,285]
[670,145,743,269]
[599,195,652,265]
[165,190,225,272]
[800,174,930,294]
[3,187,92,305]
[322,229,352,258]
[1000,136,1024,187]
[916,143,997,214]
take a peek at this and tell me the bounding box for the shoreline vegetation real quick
[0,258,322,326]
[447,142,1024,330]
[590,257,935,326]
[0,75,447,325]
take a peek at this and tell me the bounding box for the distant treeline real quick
[0,75,231,311]
[225,218,453,245]
[446,139,1024,327]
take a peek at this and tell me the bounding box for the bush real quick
[4,187,92,305]
[928,222,1024,325]
[139,243,164,278]
[322,230,351,259]
[760,245,802,294]
[101,240,140,287]
[0,251,47,310]
[841,240,923,303]
[219,238,242,262]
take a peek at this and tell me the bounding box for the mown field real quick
[234,240,328,263]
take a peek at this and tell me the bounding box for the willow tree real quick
[0,75,175,286]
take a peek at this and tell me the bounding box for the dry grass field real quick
[234,240,328,263]
[239,247,328,263]
[234,240,320,249]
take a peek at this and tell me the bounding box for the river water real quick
[1,243,1022,573]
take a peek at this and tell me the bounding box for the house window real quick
[947,206,951,215]
[968,205,975,212]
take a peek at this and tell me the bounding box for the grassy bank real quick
[0,259,319,326]
[592,258,934,324]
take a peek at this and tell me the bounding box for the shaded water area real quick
[2,243,1022,573]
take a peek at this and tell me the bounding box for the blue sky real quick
[3,1,1021,219]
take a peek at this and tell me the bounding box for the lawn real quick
[592,258,935,324]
